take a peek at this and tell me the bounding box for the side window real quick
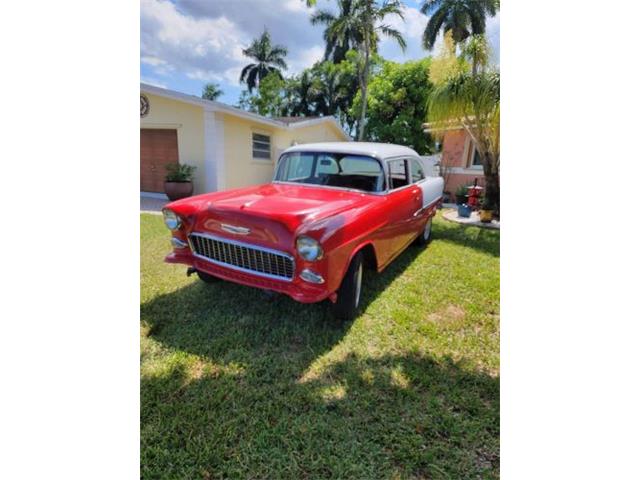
[387,159,409,190]
[410,158,425,183]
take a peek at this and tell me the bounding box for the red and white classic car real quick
[162,142,444,320]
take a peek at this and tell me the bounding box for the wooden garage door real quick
[140,129,179,193]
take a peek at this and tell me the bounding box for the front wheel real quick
[415,217,433,246]
[330,252,364,321]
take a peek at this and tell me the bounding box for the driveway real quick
[140,194,167,214]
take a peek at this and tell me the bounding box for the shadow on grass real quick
[141,240,499,479]
[435,216,500,257]
[141,348,499,479]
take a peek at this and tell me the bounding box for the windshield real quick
[274,152,385,193]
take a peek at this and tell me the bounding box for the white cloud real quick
[289,45,325,74]
[486,12,500,65]
[379,5,429,62]
[140,0,500,99]
[141,76,168,88]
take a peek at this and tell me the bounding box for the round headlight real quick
[162,209,181,230]
[296,235,323,261]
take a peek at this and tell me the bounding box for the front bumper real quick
[165,251,332,304]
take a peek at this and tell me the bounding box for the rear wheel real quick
[196,270,220,283]
[415,217,433,246]
[331,252,364,321]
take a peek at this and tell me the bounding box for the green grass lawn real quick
[141,211,500,479]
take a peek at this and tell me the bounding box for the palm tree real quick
[289,71,319,116]
[201,83,223,101]
[351,0,406,140]
[310,0,364,63]
[239,29,288,93]
[420,0,498,51]
[428,70,500,210]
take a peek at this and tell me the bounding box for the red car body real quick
[163,143,443,306]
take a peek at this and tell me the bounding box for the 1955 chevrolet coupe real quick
[162,142,444,320]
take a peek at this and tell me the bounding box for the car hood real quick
[209,183,373,229]
[168,183,377,246]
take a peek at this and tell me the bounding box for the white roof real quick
[141,83,350,140]
[283,142,420,160]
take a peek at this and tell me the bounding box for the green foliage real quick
[141,212,500,479]
[201,82,223,101]
[240,29,288,93]
[428,70,500,206]
[251,72,288,117]
[164,163,196,182]
[350,58,435,153]
[421,0,499,50]
[311,0,364,63]
[429,30,470,85]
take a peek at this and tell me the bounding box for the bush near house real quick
[140,212,500,479]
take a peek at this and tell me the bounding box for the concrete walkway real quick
[442,208,500,230]
[140,194,168,214]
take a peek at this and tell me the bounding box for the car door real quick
[380,158,423,262]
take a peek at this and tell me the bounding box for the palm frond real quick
[239,64,254,83]
[423,8,447,49]
[379,25,406,51]
[310,10,336,25]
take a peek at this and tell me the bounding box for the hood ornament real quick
[221,224,250,235]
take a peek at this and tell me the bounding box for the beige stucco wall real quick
[273,122,347,155]
[222,115,348,190]
[221,114,279,189]
[141,89,348,193]
[140,94,207,194]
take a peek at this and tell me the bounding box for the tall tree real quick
[239,29,288,93]
[351,58,435,153]
[289,71,320,116]
[420,0,498,50]
[428,71,500,210]
[345,0,406,140]
[310,0,364,63]
[201,83,223,101]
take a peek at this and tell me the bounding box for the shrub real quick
[165,164,196,182]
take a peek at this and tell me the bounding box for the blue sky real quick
[141,0,500,106]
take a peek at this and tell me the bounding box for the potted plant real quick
[479,198,493,223]
[164,164,196,201]
[455,184,471,217]
[455,184,468,205]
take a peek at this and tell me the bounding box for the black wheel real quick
[196,270,219,283]
[415,217,433,246]
[331,252,364,321]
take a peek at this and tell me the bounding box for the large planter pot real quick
[164,181,193,201]
[479,209,493,223]
[457,204,472,218]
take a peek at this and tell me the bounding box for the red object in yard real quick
[467,180,483,209]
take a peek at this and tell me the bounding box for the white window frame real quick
[465,139,484,170]
[251,131,272,162]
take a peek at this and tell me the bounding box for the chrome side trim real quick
[413,197,442,217]
[189,232,295,283]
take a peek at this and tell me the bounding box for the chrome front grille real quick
[189,232,295,281]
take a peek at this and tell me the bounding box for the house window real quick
[467,144,483,169]
[252,132,271,160]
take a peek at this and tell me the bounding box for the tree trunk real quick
[357,33,370,141]
[482,152,499,212]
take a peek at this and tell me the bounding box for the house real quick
[140,83,350,195]
[422,122,485,201]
